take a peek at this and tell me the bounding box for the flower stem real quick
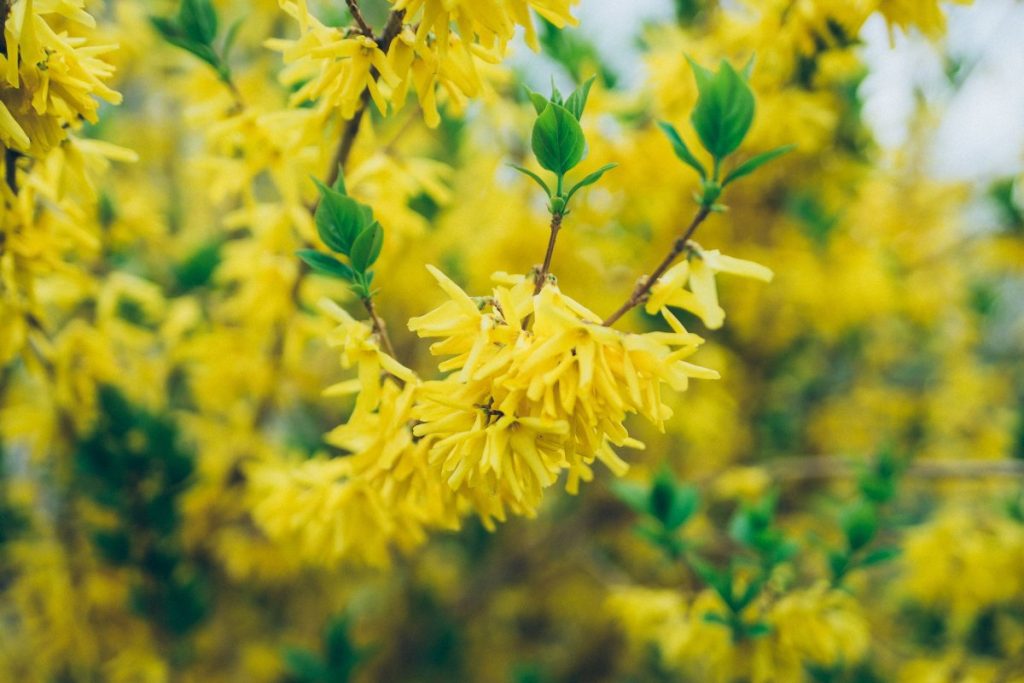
[362,296,397,358]
[533,211,564,295]
[602,204,711,327]
[344,0,374,37]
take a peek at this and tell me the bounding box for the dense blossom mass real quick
[0,0,1022,681]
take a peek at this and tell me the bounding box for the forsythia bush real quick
[0,0,1022,680]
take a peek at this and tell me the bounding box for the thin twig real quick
[362,296,397,359]
[602,205,711,326]
[325,102,368,189]
[765,456,1024,482]
[533,212,563,295]
[344,0,374,37]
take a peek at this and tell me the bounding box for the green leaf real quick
[149,17,221,71]
[722,145,794,185]
[841,502,878,552]
[510,164,552,197]
[549,78,563,106]
[222,17,244,61]
[647,471,696,532]
[179,0,218,45]
[350,222,383,273]
[532,102,585,175]
[150,16,183,41]
[657,121,707,179]
[861,546,901,567]
[701,611,730,627]
[324,616,360,679]
[858,448,904,504]
[744,622,773,639]
[664,484,699,531]
[174,239,222,292]
[297,250,354,280]
[689,58,756,160]
[283,648,328,683]
[564,163,617,203]
[686,55,714,96]
[314,179,370,255]
[564,76,595,120]
[689,555,734,607]
[649,470,676,525]
[827,549,849,580]
[328,167,348,194]
[728,508,757,548]
[524,87,548,115]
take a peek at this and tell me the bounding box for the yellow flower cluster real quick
[901,507,1024,632]
[0,0,129,369]
[271,0,578,127]
[608,582,869,683]
[0,0,120,155]
[408,267,718,526]
[249,301,458,567]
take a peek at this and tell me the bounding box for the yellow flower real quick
[646,245,773,329]
[320,298,417,414]
[390,0,578,53]
[269,4,399,118]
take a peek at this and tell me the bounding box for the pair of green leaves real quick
[513,77,616,214]
[658,57,793,206]
[613,467,699,559]
[728,493,797,567]
[613,468,700,533]
[150,0,241,86]
[283,615,363,683]
[692,556,773,641]
[298,175,383,299]
[828,452,905,584]
[828,498,900,583]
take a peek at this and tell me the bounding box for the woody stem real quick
[362,296,397,359]
[602,204,711,326]
[534,211,564,295]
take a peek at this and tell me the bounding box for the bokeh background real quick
[1,0,1023,681]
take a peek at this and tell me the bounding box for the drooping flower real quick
[268,3,400,119]
[646,244,773,329]
[408,265,719,522]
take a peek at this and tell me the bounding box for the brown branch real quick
[324,102,368,189]
[533,212,563,295]
[344,0,374,37]
[602,204,711,327]
[362,296,397,359]
[764,456,1024,482]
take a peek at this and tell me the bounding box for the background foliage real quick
[1,0,1023,681]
